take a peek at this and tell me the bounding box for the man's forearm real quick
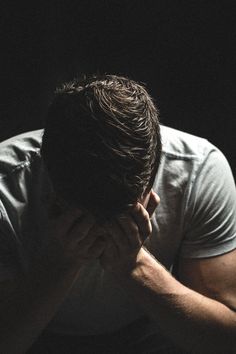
[0,263,80,354]
[0,208,103,354]
[113,248,236,354]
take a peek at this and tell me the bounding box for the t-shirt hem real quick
[179,235,236,259]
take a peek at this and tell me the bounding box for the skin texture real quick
[99,191,236,353]
[100,189,159,271]
[177,249,236,311]
[47,188,159,272]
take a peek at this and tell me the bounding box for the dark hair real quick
[41,74,162,220]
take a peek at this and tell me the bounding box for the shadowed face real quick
[49,189,153,238]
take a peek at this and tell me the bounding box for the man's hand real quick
[0,198,107,354]
[100,190,160,272]
[40,197,106,272]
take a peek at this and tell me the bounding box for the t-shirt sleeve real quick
[0,203,20,281]
[180,148,236,258]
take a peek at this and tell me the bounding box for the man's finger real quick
[107,219,130,252]
[87,235,107,258]
[130,203,152,242]
[48,204,85,236]
[69,213,96,242]
[146,189,160,218]
[116,215,141,250]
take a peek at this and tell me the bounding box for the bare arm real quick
[115,248,236,354]
[101,193,236,353]
[0,208,105,354]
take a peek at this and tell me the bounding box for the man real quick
[0,74,235,354]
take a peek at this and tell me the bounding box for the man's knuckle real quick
[131,223,139,235]
[143,210,150,222]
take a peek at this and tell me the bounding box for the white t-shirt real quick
[0,125,235,336]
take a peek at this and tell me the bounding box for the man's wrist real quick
[29,246,83,288]
[110,247,155,278]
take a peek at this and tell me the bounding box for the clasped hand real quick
[100,190,160,272]
[46,190,159,273]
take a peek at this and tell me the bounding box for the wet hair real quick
[41,74,162,220]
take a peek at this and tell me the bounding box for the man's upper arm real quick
[177,249,236,311]
[0,204,20,283]
[176,148,236,310]
[179,148,236,259]
[0,216,20,302]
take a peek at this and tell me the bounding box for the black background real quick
[1,1,235,177]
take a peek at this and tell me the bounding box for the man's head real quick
[41,74,162,221]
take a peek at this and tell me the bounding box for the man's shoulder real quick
[0,129,44,177]
[154,125,221,212]
[160,125,216,161]
[0,129,50,240]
